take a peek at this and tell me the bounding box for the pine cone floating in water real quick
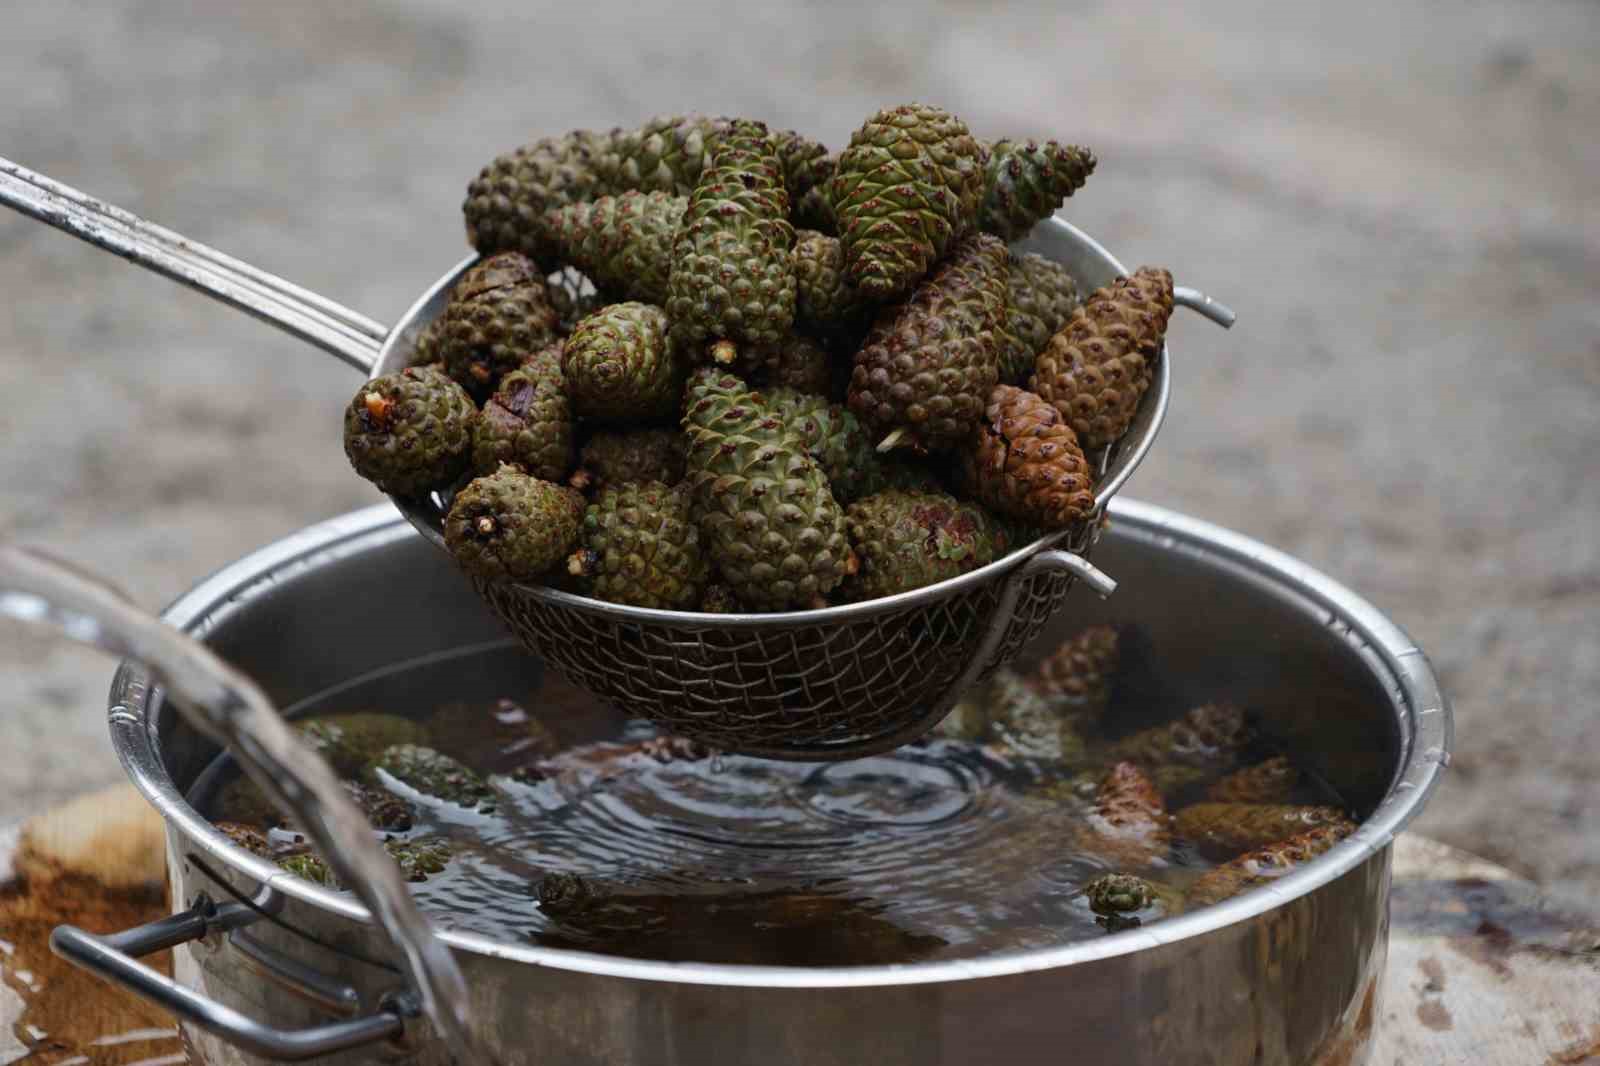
[1074,761,1171,868]
[1205,756,1301,805]
[1185,823,1355,909]
[1174,803,1356,860]
[1029,624,1120,727]
[1109,702,1254,775]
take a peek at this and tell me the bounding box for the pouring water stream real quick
[0,544,493,1064]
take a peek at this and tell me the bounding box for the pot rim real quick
[108,500,1450,989]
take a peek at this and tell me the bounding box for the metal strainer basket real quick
[0,156,1232,760]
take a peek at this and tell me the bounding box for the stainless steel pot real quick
[96,499,1447,1066]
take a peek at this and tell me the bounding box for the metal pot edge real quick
[105,497,1450,989]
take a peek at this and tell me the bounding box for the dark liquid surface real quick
[193,641,1342,967]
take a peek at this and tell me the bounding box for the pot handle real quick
[50,899,411,1062]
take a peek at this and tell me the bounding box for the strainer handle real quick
[0,157,386,373]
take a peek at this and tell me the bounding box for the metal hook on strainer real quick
[0,156,1234,761]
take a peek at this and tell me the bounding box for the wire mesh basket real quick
[0,155,1230,760]
[383,217,1192,759]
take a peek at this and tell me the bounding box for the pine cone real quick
[1000,253,1080,385]
[962,385,1095,530]
[1030,624,1119,725]
[436,253,562,397]
[1186,823,1355,908]
[463,129,619,268]
[1031,267,1174,447]
[848,233,1009,452]
[548,191,684,305]
[830,104,987,300]
[979,140,1095,241]
[667,119,797,356]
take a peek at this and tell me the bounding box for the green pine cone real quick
[564,302,684,421]
[471,345,574,481]
[343,366,476,496]
[464,128,620,268]
[600,116,833,209]
[369,744,496,812]
[296,713,430,778]
[444,465,585,582]
[667,119,797,356]
[978,140,1096,242]
[1000,253,1081,385]
[766,387,879,503]
[277,837,452,890]
[842,489,1004,601]
[599,114,717,193]
[830,103,987,300]
[567,480,710,610]
[848,232,1010,452]
[436,252,562,396]
[681,368,853,610]
[407,315,444,367]
[549,191,684,305]
[792,230,873,338]
[571,429,687,491]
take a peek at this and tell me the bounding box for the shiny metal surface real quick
[0,153,1234,759]
[0,544,479,1059]
[106,500,1447,1065]
[0,158,385,372]
[50,905,408,1062]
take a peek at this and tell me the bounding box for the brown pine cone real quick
[1030,266,1174,447]
[1075,761,1170,868]
[961,385,1095,530]
[1030,624,1119,726]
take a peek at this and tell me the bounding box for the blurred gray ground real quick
[0,2,1595,904]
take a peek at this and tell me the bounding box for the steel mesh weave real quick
[468,507,1099,755]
